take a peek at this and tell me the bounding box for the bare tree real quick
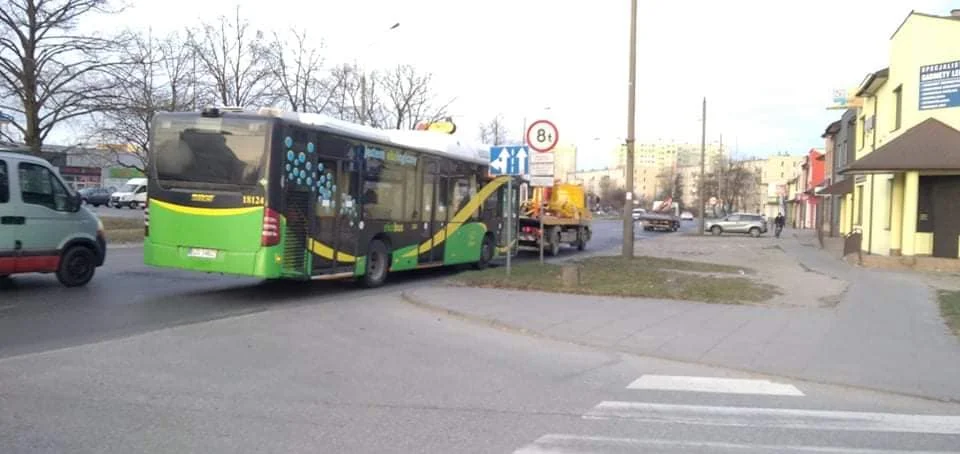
[478,114,508,145]
[379,64,452,130]
[323,63,387,127]
[0,0,126,155]
[267,29,330,112]
[188,5,274,108]
[90,30,195,171]
[703,155,757,216]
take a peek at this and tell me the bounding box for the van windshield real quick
[118,183,139,193]
[152,115,269,190]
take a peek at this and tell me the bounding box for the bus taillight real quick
[261,208,281,246]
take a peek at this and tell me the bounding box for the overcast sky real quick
[65,0,957,169]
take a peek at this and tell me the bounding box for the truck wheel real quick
[549,229,561,256]
[360,240,390,288]
[56,246,97,287]
[474,234,494,269]
[576,228,587,251]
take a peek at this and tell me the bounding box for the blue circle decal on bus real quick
[306,177,313,186]
[307,142,315,153]
[284,137,293,148]
[287,150,294,161]
[318,163,324,171]
[297,178,302,185]
[299,169,306,178]
[285,164,291,172]
[298,152,306,163]
[306,162,312,171]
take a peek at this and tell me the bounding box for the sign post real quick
[489,145,530,275]
[526,120,559,263]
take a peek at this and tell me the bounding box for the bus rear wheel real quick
[361,240,389,288]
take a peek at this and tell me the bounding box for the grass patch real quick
[939,290,960,337]
[100,216,142,230]
[105,228,144,244]
[453,256,777,304]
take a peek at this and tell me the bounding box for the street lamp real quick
[622,0,637,258]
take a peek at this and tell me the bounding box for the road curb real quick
[400,287,960,404]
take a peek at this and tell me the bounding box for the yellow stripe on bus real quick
[149,199,262,216]
[404,175,510,259]
[307,238,357,263]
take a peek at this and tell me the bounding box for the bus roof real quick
[263,109,492,166]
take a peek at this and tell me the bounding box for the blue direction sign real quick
[488,145,529,176]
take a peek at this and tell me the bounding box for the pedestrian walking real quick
[774,212,785,238]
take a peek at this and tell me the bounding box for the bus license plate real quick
[188,248,218,259]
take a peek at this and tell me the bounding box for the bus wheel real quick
[361,240,389,288]
[474,234,494,270]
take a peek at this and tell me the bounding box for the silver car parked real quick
[706,213,768,237]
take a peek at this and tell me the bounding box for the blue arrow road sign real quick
[488,145,529,176]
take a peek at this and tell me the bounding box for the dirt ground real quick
[630,234,849,308]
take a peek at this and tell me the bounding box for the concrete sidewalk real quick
[404,232,960,402]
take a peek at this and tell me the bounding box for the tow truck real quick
[518,183,592,256]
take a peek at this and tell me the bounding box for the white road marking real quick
[583,401,960,434]
[627,374,804,396]
[514,434,960,454]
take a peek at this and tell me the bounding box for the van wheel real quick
[57,246,97,287]
[360,240,389,288]
[474,234,494,270]
[129,201,139,209]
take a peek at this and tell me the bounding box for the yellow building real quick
[840,10,960,259]
[758,154,805,218]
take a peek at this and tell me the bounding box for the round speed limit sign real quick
[526,119,559,152]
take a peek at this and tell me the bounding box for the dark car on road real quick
[79,187,114,207]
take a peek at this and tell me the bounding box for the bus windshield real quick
[152,116,269,189]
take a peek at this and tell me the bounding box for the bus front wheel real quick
[361,240,389,288]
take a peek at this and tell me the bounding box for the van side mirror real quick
[68,193,82,212]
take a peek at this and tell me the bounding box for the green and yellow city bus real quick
[144,107,517,287]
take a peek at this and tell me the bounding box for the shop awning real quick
[817,178,853,196]
[840,118,960,174]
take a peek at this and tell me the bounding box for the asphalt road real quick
[85,204,145,219]
[2,217,959,452]
[0,219,638,358]
[2,291,958,453]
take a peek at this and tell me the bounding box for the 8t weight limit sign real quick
[526,119,559,152]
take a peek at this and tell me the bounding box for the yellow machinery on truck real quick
[518,182,592,256]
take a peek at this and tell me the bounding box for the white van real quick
[110,177,147,209]
[0,151,107,287]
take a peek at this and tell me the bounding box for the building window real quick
[893,85,902,131]
[859,116,866,150]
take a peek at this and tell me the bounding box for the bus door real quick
[418,159,438,265]
[310,157,359,274]
[282,150,312,276]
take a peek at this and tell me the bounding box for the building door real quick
[931,176,960,259]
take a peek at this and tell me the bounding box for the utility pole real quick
[622,0,637,258]
[698,97,707,235]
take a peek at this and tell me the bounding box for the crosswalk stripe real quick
[582,401,960,434]
[514,434,960,453]
[627,375,804,396]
